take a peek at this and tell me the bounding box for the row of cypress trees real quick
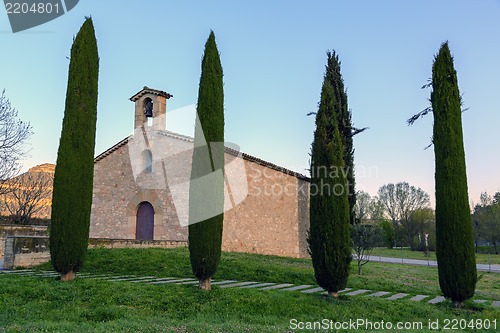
[308,42,476,306]
[49,22,226,289]
[48,18,477,308]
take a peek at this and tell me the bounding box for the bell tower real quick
[129,86,173,131]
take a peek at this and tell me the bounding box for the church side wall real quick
[223,158,310,258]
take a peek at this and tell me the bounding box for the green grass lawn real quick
[0,247,498,332]
[370,248,500,265]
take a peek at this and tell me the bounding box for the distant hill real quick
[0,163,55,223]
[27,163,55,174]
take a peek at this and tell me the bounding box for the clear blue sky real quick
[1,0,499,205]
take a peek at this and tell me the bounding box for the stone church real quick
[90,87,310,258]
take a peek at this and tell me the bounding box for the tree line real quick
[309,42,478,307]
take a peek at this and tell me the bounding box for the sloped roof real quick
[129,86,173,102]
[94,131,310,182]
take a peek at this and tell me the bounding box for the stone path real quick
[1,269,498,308]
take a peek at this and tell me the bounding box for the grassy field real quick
[370,248,500,265]
[0,247,498,332]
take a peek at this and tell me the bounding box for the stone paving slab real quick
[239,282,276,289]
[281,285,314,292]
[128,277,166,283]
[339,288,352,293]
[32,271,53,274]
[428,296,445,304]
[493,301,499,308]
[107,275,137,279]
[368,291,391,297]
[0,269,34,274]
[142,277,179,282]
[346,289,370,296]
[78,274,113,278]
[473,300,487,304]
[301,287,325,294]
[211,280,237,285]
[260,283,294,290]
[410,295,429,302]
[108,276,155,282]
[220,281,259,289]
[387,293,408,300]
[321,288,352,295]
[114,276,156,281]
[177,280,202,285]
[96,275,135,280]
[149,278,195,285]
[83,275,117,280]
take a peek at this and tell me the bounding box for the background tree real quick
[188,31,224,291]
[473,192,500,254]
[355,191,386,223]
[406,208,435,251]
[0,90,32,198]
[308,53,351,297]
[350,224,382,275]
[50,17,99,281]
[377,182,430,248]
[2,167,53,224]
[379,220,395,249]
[354,190,371,223]
[368,196,386,222]
[409,42,476,307]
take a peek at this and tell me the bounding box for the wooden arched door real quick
[136,202,154,240]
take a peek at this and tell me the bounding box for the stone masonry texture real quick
[90,134,311,258]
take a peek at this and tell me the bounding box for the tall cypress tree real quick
[325,51,356,225]
[50,17,99,281]
[432,42,476,307]
[308,59,351,297]
[188,31,224,291]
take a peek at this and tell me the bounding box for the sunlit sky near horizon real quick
[1,0,499,206]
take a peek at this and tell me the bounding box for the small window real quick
[142,149,153,173]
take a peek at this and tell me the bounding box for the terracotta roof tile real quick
[129,86,173,102]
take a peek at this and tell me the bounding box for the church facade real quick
[89,87,311,258]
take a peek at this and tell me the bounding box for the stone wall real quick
[223,159,310,258]
[88,238,187,249]
[0,225,48,257]
[3,236,50,269]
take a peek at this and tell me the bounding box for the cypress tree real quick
[188,31,224,291]
[432,42,476,306]
[325,51,356,225]
[308,58,351,297]
[50,17,99,281]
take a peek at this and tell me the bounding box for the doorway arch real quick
[136,201,154,240]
